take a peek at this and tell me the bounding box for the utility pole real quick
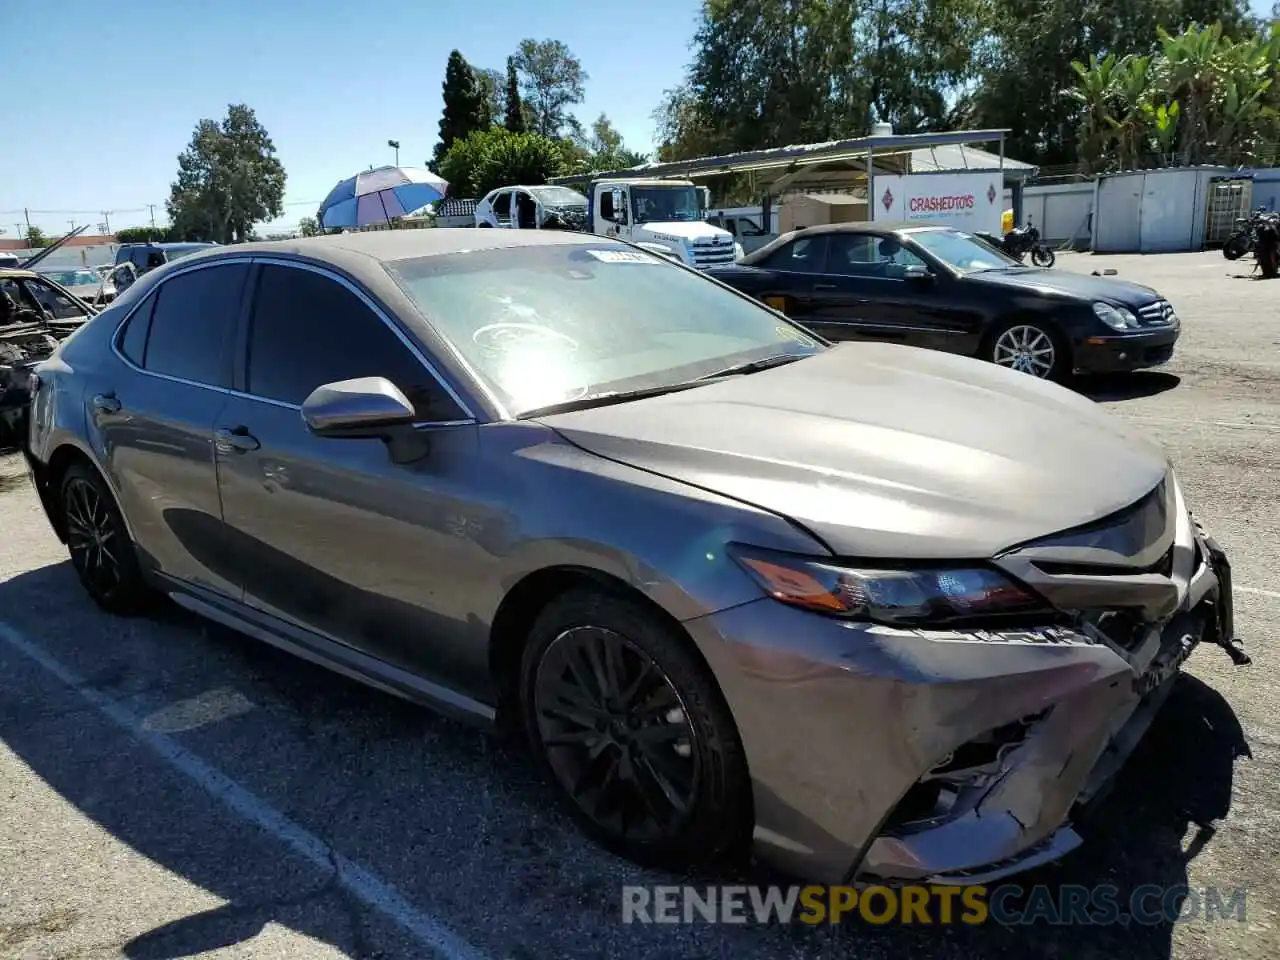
[388,139,400,166]
[101,210,112,234]
[14,223,23,240]
[23,208,32,233]
[68,219,77,232]
[147,204,157,229]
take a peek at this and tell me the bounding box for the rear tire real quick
[519,588,752,869]
[60,462,152,615]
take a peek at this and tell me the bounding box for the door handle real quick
[92,393,121,414]
[215,426,260,453]
[813,283,837,291]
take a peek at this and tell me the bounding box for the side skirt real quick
[161,577,497,728]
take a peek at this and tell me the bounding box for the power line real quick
[1,199,325,215]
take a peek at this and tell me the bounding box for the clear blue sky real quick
[1,0,702,236]
[3,0,1273,238]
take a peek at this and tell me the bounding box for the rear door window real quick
[141,263,248,386]
[117,294,156,365]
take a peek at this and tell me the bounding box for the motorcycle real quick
[1222,207,1271,261]
[975,223,1056,268]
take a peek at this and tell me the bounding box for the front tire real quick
[60,462,151,614]
[1030,244,1057,268]
[520,589,751,869]
[986,320,1067,381]
[1223,233,1249,260]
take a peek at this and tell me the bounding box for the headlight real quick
[1093,301,1141,331]
[728,544,1051,626]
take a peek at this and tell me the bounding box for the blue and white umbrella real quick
[317,165,449,229]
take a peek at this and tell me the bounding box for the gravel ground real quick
[0,249,1277,960]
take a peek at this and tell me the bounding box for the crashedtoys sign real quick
[873,172,1003,234]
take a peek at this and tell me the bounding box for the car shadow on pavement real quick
[0,561,1251,960]
[1074,372,1182,403]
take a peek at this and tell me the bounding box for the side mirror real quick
[301,376,417,439]
[903,264,934,282]
[610,187,626,223]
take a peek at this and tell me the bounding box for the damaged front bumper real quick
[684,482,1246,886]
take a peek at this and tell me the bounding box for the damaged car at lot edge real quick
[21,230,1247,886]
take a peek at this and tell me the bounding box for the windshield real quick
[908,228,1023,273]
[41,269,100,286]
[631,186,701,224]
[530,186,587,207]
[384,242,824,416]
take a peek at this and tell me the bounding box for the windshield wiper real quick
[694,353,811,380]
[517,354,811,418]
[517,381,709,418]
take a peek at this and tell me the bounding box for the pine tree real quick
[504,56,526,133]
[433,50,489,167]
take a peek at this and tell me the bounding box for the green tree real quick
[676,0,988,152]
[116,226,169,243]
[577,113,648,171]
[1065,21,1280,171]
[166,104,286,244]
[438,127,566,197]
[504,57,527,133]
[23,226,48,248]
[298,216,319,237]
[432,50,491,168]
[511,38,587,138]
[477,67,506,126]
[964,0,1254,166]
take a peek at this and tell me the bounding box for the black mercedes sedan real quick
[705,223,1180,380]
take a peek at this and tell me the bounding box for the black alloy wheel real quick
[521,590,751,867]
[61,463,150,613]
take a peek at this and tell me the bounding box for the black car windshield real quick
[909,228,1023,273]
[385,242,824,416]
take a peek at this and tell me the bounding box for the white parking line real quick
[0,620,489,960]
[1238,585,1280,600]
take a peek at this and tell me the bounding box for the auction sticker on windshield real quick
[585,249,661,264]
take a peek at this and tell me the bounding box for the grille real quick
[1137,299,1176,326]
[691,238,736,268]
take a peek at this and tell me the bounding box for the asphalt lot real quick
[1,249,1277,960]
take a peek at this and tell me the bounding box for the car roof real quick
[121,241,217,250]
[183,228,606,268]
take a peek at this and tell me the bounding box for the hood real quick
[539,343,1169,559]
[967,267,1162,308]
[636,221,732,243]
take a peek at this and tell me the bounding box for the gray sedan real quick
[23,229,1244,885]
